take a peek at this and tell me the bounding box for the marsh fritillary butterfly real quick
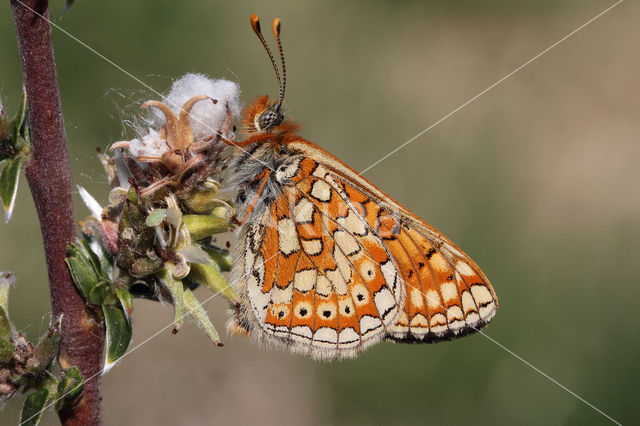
[224,15,498,360]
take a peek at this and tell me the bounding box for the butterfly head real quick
[243,15,292,136]
[242,94,290,136]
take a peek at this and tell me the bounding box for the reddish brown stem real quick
[10,1,104,425]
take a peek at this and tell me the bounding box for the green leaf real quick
[183,288,221,346]
[102,304,132,368]
[8,89,28,148]
[158,265,184,333]
[0,156,23,223]
[21,112,30,147]
[55,366,84,411]
[145,208,166,227]
[0,336,14,363]
[115,288,133,319]
[65,244,99,301]
[188,263,239,305]
[80,232,113,275]
[79,239,106,280]
[88,281,110,305]
[21,387,50,426]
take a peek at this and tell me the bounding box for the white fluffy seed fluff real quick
[128,128,168,158]
[157,73,241,139]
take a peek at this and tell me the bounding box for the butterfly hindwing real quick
[317,161,498,343]
[289,141,498,342]
[338,181,498,341]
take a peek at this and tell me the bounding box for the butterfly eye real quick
[257,107,284,131]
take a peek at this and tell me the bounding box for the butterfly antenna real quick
[272,18,286,112]
[250,14,282,108]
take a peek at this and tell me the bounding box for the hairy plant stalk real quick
[10,1,104,424]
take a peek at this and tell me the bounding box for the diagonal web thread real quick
[358,0,625,176]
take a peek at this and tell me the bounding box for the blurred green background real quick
[1,0,638,424]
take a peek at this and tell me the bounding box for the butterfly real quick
[224,14,498,361]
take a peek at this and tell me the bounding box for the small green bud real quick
[115,244,136,271]
[108,187,128,205]
[125,203,145,230]
[157,265,185,333]
[55,366,84,411]
[130,257,163,278]
[188,263,238,305]
[182,188,219,213]
[183,288,222,346]
[211,206,229,219]
[126,186,138,204]
[29,318,61,374]
[183,214,228,241]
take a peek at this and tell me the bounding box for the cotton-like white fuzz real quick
[128,128,168,159]
[157,73,241,139]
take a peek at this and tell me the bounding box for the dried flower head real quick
[74,74,241,353]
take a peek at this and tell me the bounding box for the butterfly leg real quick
[219,132,275,148]
[231,168,272,226]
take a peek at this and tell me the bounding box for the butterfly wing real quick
[236,156,404,360]
[329,169,497,342]
[231,141,497,360]
[287,141,498,343]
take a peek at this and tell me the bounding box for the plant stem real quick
[10,1,104,424]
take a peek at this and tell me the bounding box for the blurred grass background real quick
[1,0,638,424]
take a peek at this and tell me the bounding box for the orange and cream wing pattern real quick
[236,150,496,360]
[241,156,404,360]
[310,158,498,343]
